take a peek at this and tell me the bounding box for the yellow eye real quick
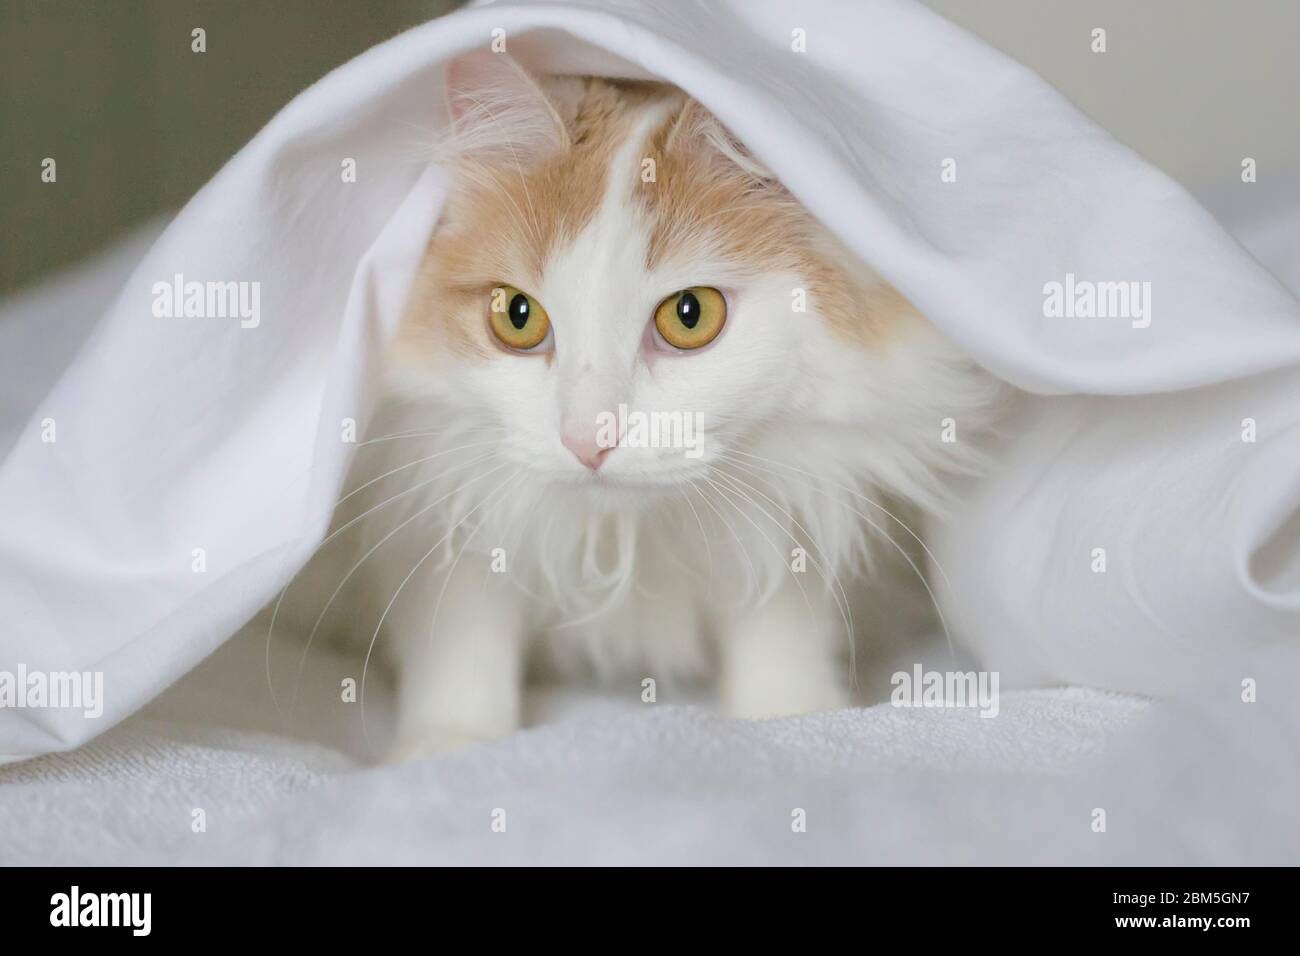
[488,285,550,351]
[654,287,726,350]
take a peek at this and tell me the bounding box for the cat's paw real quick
[382,721,514,764]
[721,676,850,720]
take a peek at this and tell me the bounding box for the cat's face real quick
[392,52,916,504]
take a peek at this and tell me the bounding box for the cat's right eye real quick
[653,287,727,351]
[488,285,551,351]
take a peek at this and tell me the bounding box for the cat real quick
[290,49,1004,762]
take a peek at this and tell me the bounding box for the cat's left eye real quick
[653,287,726,351]
[488,285,551,351]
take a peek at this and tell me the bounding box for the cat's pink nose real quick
[562,433,612,471]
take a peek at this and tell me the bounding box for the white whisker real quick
[284,458,509,715]
[710,465,857,679]
[719,450,958,662]
[358,468,524,753]
[264,448,500,716]
[702,473,818,627]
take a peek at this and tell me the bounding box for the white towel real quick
[4,632,1295,865]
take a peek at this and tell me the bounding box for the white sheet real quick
[1,0,1298,765]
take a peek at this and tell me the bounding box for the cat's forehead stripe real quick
[537,89,682,277]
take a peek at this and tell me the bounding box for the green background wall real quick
[1,0,464,295]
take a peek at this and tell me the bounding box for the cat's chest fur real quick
[359,478,773,684]
[313,432,853,693]
[522,558,715,686]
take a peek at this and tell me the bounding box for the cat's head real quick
[391,50,989,514]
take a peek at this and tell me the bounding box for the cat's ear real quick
[444,49,583,159]
[666,98,777,184]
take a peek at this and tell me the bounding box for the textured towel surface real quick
[2,626,1295,866]
[0,663,1144,864]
